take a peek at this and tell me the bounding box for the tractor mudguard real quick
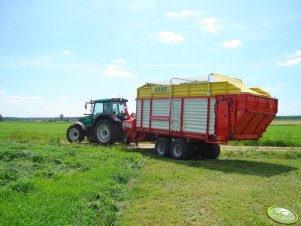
[76,121,87,131]
[94,114,121,124]
[110,115,122,122]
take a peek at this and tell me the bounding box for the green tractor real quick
[66,98,129,145]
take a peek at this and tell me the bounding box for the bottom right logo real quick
[267,207,298,224]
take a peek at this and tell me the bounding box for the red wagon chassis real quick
[123,93,278,145]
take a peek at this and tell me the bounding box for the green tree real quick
[59,114,64,121]
[0,114,3,122]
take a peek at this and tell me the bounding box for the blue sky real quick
[1,0,301,117]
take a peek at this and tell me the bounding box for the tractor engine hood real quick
[78,116,92,127]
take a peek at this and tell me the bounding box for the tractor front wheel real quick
[93,119,119,145]
[66,124,84,143]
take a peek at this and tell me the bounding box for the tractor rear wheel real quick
[93,119,121,145]
[155,137,171,157]
[170,139,192,160]
[66,124,84,143]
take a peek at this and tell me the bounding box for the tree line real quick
[0,114,79,122]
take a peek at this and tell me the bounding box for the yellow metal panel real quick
[250,88,271,97]
[136,74,267,98]
[137,87,151,98]
[172,84,189,96]
[153,92,169,98]
[137,81,242,98]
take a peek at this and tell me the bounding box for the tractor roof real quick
[93,98,128,103]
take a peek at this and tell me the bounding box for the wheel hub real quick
[97,124,111,142]
[157,143,166,155]
[69,128,79,141]
[173,144,183,157]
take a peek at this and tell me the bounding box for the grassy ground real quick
[117,148,301,226]
[0,121,70,144]
[0,122,144,225]
[229,124,301,147]
[0,121,300,225]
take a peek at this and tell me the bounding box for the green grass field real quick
[0,121,69,144]
[118,149,301,225]
[0,121,300,225]
[0,122,144,225]
[229,124,301,147]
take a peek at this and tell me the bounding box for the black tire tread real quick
[93,119,122,145]
[201,143,220,159]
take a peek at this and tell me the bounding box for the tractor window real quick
[111,102,126,114]
[119,102,126,114]
[104,102,111,113]
[112,102,118,114]
[93,103,103,115]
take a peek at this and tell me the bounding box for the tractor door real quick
[215,100,230,142]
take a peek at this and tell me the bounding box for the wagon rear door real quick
[170,99,182,132]
[215,99,229,141]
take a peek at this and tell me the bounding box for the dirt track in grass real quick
[129,143,301,152]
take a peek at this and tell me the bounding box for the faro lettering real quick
[155,86,167,93]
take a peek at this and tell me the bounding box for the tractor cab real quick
[85,98,129,122]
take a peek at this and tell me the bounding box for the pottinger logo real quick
[123,123,132,128]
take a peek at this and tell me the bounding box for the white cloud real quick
[276,57,301,67]
[200,17,223,34]
[295,50,301,56]
[0,90,5,95]
[156,31,184,44]
[165,10,202,18]
[220,39,242,48]
[288,50,301,57]
[112,59,127,64]
[277,50,301,67]
[62,49,72,56]
[104,59,132,78]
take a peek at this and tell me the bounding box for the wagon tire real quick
[155,137,171,157]
[170,139,192,160]
[201,144,220,159]
[66,124,85,143]
[210,144,220,159]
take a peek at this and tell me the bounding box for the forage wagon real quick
[67,73,278,160]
